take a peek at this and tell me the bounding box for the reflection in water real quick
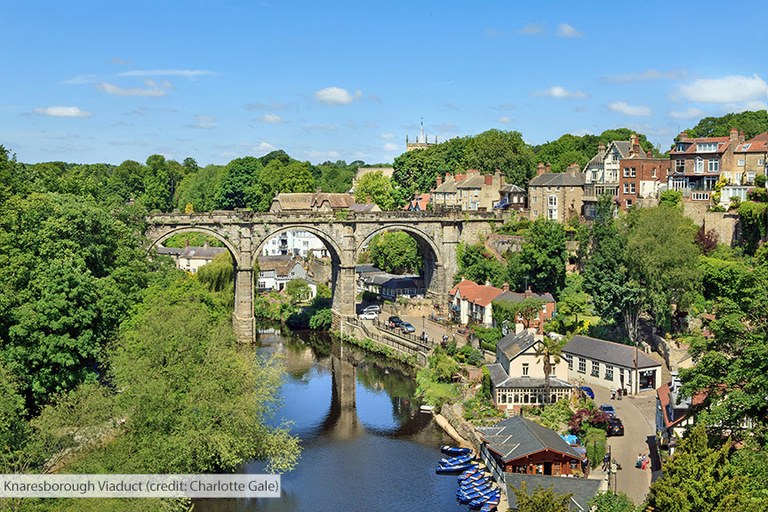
[198,330,466,512]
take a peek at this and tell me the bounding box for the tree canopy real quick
[682,110,768,140]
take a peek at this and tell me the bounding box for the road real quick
[589,384,657,505]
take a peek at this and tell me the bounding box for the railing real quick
[345,317,431,364]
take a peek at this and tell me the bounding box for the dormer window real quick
[697,142,718,153]
[675,143,686,152]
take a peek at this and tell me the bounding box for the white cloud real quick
[379,132,395,139]
[603,69,687,83]
[254,142,276,153]
[609,102,651,116]
[34,106,92,118]
[557,23,582,38]
[260,114,283,124]
[518,23,544,35]
[679,74,768,103]
[186,115,217,129]
[119,69,216,78]
[314,86,362,105]
[384,143,399,151]
[497,116,512,123]
[669,108,706,120]
[97,80,169,97]
[538,86,586,99]
[62,74,99,85]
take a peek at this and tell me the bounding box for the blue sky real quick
[2,0,767,166]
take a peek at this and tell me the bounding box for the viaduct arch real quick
[145,209,508,342]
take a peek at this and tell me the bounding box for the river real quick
[196,328,468,512]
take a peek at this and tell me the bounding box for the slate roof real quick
[500,183,526,193]
[456,173,485,188]
[355,264,384,275]
[449,279,503,307]
[157,246,183,256]
[563,335,660,369]
[670,136,731,156]
[433,179,458,193]
[478,416,582,463]
[258,255,302,277]
[495,289,555,304]
[486,363,572,390]
[179,246,227,260]
[496,330,537,362]
[505,473,601,512]
[528,172,585,187]
[348,202,380,213]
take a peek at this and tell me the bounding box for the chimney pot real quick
[545,164,552,174]
[502,282,510,292]
[537,163,546,176]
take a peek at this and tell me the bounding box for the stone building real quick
[617,134,671,211]
[430,170,506,211]
[582,141,630,218]
[527,163,584,222]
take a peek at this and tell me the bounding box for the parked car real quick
[362,304,381,314]
[400,322,416,333]
[358,311,377,320]
[579,386,595,399]
[599,404,616,417]
[606,417,625,436]
[387,316,403,328]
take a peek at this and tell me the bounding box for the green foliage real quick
[659,189,683,208]
[309,308,332,330]
[161,232,225,248]
[415,350,461,407]
[456,242,507,287]
[582,427,608,470]
[512,481,572,512]
[285,279,312,303]
[176,164,226,212]
[646,425,754,511]
[472,326,502,352]
[0,193,149,409]
[313,160,359,193]
[462,394,504,423]
[525,398,574,432]
[737,201,768,255]
[519,218,567,295]
[0,362,30,473]
[589,491,638,512]
[549,273,591,334]
[368,231,423,274]
[353,170,398,209]
[755,173,767,188]
[195,251,235,295]
[453,344,485,367]
[492,297,546,329]
[682,110,768,140]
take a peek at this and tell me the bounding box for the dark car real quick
[599,404,616,417]
[579,386,595,399]
[387,316,403,328]
[606,417,624,437]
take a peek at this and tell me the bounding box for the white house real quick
[449,279,503,327]
[263,230,329,259]
[486,327,572,415]
[257,256,314,295]
[562,335,662,395]
[172,245,227,273]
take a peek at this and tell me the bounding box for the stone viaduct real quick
[145,209,509,342]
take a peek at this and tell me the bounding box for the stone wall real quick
[682,202,739,246]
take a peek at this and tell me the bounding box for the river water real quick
[196,329,468,512]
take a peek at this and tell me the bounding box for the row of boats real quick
[435,446,500,512]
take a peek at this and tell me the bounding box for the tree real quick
[368,231,422,274]
[534,335,567,404]
[519,218,567,296]
[456,242,507,287]
[354,170,396,209]
[493,297,546,329]
[512,481,572,512]
[463,129,536,187]
[683,110,768,140]
[217,156,262,209]
[176,164,226,212]
[589,491,637,512]
[285,279,312,303]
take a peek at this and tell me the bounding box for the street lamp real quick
[422,315,426,341]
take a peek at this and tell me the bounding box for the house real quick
[733,132,768,186]
[504,473,601,512]
[449,279,503,327]
[263,230,329,258]
[618,135,671,211]
[562,335,662,395]
[582,140,630,218]
[493,287,556,335]
[269,192,380,213]
[667,129,741,204]
[403,193,431,211]
[486,328,572,414]
[527,163,585,222]
[496,183,527,211]
[430,170,506,211]
[176,245,228,273]
[156,246,183,265]
[359,272,425,300]
[257,255,311,294]
[655,372,704,453]
[478,416,584,478]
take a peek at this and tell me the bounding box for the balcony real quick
[583,184,619,202]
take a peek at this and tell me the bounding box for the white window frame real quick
[522,363,529,377]
[709,159,720,173]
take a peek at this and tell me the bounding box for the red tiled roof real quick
[670,136,731,156]
[735,132,768,153]
[656,382,707,429]
[449,279,503,307]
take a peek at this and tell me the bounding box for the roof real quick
[487,363,572,390]
[478,415,582,463]
[497,330,537,362]
[500,183,526,193]
[403,193,431,211]
[495,289,555,304]
[355,264,384,275]
[366,273,423,288]
[670,136,731,156]
[270,192,357,211]
[272,192,315,210]
[528,172,585,187]
[504,473,601,512]
[433,179,458,193]
[656,382,706,429]
[563,335,661,369]
[179,246,227,260]
[312,193,354,209]
[449,279,503,307]
[734,132,768,153]
[456,173,485,188]
[157,246,183,256]
[258,256,302,277]
[348,202,380,213]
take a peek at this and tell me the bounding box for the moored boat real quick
[435,462,476,474]
[441,445,472,456]
[439,454,472,466]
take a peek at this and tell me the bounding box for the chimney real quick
[524,286,532,298]
[537,162,546,176]
[436,175,443,186]
[515,322,525,334]
[566,163,580,176]
[502,282,510,292]
[739,130,745,144]
[545,164,552,174]
[598,143,606,155]
[729,128,739,143]
[484,174,493,185]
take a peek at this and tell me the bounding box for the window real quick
[578,359,586,374]
[675,143,686,152]
[623,183,629,194]
[522,363,529,377]
[591,361,600,377]
[746,172,756,185]
[605,365,614,381]
[737,159,746,167]
[709,159,720,172]
[629,183,636,194]
[532,196,538,203]
[758,158,764,166]
[695,158,704,174]
[623,167,630,177]
[547,195,558,206]
[499,392,507,404]
[675,160,685,173]
[652,168,657,178]
[697,142,718,152]
[626,199,633,208]
[565,354,573,370]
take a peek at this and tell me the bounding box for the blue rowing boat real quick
[439,454,472,466]
[441,445,473,456]
[435,462,476,474]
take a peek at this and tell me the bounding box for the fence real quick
[344,317,429,366]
